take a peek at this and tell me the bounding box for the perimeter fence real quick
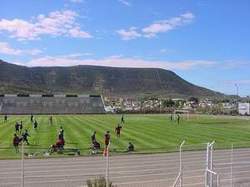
[1,142,250,187]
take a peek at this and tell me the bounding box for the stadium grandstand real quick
[0,94,105,114]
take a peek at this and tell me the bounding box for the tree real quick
[188,97,199,104]
[163,99,175,108]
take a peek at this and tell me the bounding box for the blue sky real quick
[0,0,250,96]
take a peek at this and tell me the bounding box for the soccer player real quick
[58,126,64,140]
[15,122,20,133]
[22,129,30,145]
[115,124,122,137]
[20,121,23,132]
[30,114,34,122]
[121,115,125,124]
[4,115,7,122]
[91,131,100,154]
[127,142,134,152]
[13,133,20,153]
[177,114,180,124]
[104,131,110,148]
[91,131,96,144]
[49,116,53,125]
[33,120,38,129]
[103,131,111,156]
[56,138,65,150]
[93,140,100,150]
[170,114,173,121]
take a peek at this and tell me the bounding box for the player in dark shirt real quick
[30,114,34,122]
[58,126,64,140]
[22,129,30,145]
[121,115,125,124]
[127,142,134,152]
[33,120,38,129]
[15,122,20,133]
[19,121,23,132]
[4,115,7,122]
[91,131,96,143]
[115,124,122,137]
[13,133,20,153]
[49,116,53,125]
[177,114,181,124]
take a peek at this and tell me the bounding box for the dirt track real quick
[1,148,250,187]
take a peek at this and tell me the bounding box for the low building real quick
[238,103,250,115]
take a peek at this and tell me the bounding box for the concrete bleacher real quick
[0,95,105,114]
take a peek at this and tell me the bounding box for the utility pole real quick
[235,84,239,115]
[235,84,239,98]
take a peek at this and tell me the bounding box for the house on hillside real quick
[238,103,250,115]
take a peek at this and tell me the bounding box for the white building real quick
[104,105,116,113]
[238,103,250,115]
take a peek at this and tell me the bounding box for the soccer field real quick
[0,114,250,159]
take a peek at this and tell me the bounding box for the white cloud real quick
[15,55,216,71]
[142,12,194,38]
[0,42,22,55]
[0,10,92,40]
[118,0,131,6]
[60,53,93,58]
[28,49,43,55]
[117,12,195,40]
[69,26,92,38]
[0,42,42,56]
[116,27,141,40]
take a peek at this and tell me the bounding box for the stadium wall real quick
[0,94,105,114]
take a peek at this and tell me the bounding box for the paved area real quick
[1,148,250,187]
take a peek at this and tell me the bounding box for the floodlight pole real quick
[235,84,239,98]
[235,84,239,114]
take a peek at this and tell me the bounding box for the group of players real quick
[3,114,51,153]
[13,121,30,153]
[4,114,135,154]
[170,113,181,124]
[12,114,41,153]
[49,126,65,153]
[90,114,134,154]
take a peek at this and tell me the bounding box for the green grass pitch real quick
[0,114,250,159]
